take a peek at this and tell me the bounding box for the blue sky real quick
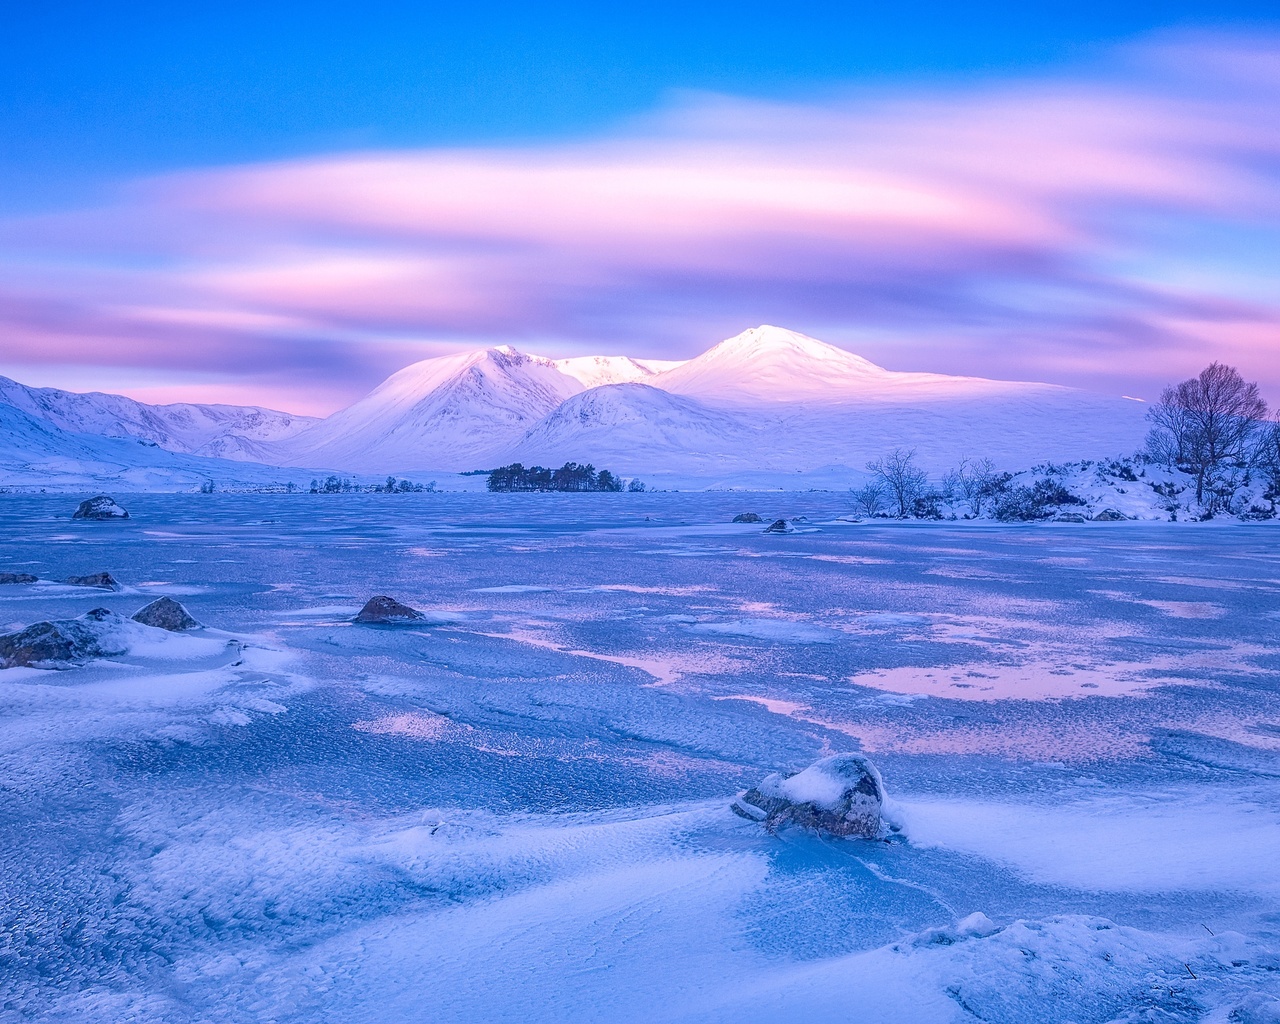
[1,3,1278,412]
[5,1,1276,203]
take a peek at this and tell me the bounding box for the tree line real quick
[487,462,642,492]
[850,361,1280,522]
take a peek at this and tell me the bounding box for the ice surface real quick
[1,491,1278,1023]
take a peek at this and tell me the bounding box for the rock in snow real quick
[132,597,200,632]
[0,572,38,585]
[354,596,425,624]
[65,572,123,591]
[1092,508,1129,522]
[732,753,885,837]
[72,495,129,520]
[762,519,795,534]
[0,608,130,669]
[1053,512,1088,523]
[732,512,762,523]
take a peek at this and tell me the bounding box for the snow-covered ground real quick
[1,492,1277,1023]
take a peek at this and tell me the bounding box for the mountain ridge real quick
[0,325,1151,483]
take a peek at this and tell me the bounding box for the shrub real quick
[993,478,1085,521]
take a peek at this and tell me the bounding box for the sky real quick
[1,2,1278,415]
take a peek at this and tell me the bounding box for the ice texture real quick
[0,491,1277,1023]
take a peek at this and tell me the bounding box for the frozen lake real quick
[2,493,1278,1022]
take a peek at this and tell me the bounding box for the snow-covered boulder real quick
[0,608,131,669]
[732,753,885,837]
[0,572,37,585]
[132,597,200,632]
[65,571,122,591]
[354,596,425,624]
[763,519,795,534]
[1053,512,1087,523]
[72,495,129,520]
[732,512,762,523]
[1092,508,1129,522]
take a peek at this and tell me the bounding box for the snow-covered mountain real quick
[553,355,686,389]
[274,346,585,471]
[1,325,1154,487]
[263,325,1149,477]
[0,401,315,491]
[0,376,317,460]
[652,325,1078,406]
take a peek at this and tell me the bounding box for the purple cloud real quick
[1,31,1278,411]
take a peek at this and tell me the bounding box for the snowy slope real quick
[653,325,1110,406]
[507,327,1150,480]
[0,376,317,459]
[272,346,585,471]
[509,384,757,474]
[0,402,315,491]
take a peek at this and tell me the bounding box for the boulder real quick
[72,495,129,520]
[66,572,123,591]
[354,595,425,624]
[732,512,762,523]
[1053,512,1087,523]
[0,608,129,669]
[732,753,885,838]
[0,573,38,585]
[762,519,795,534]
[132,597,200,632]
[1091,508,1129,522]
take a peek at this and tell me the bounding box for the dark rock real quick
[732,753,885,838]
[0,573,38,585]
[732,512,762,523]
[132,597,200,632]
[66,572,123,592]
[72,495,129,520]
[1053,512,1087,523]
[354,595,425,624]
[762,519,795,534]
[0,608,129,669]
[1091,508,1129,522]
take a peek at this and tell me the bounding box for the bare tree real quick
[952,457,998,516]
[867,448,928,518]
[852,480,888,517]
[1254,415,1280,509]
[1146,362,1268,503]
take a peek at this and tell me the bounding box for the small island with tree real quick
[487,462,629,492]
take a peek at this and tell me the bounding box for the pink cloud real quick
[1,31,1279,411]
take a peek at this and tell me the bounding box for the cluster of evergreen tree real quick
[487,462,623,492]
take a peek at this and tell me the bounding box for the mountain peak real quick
[652,325,890,403]
[712,325,886,371]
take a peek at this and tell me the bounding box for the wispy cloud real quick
[2,31,1277,411]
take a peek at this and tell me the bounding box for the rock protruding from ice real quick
[0,608,130,669]
[732,753,885,837]
[355,596,426,624]
[1092,508,1129,521]
[910,912,1003,947]
[65,571,123,591]
[732,512,762,523]
[0,572,38,585]
[1054,512,1087,523]
[72,495,129,520]
[132,597,200,632]
[763,519,795,534]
